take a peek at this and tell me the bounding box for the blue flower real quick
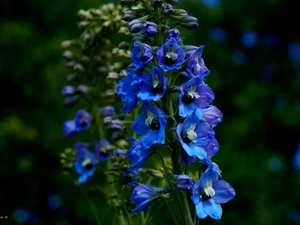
[179,76,214,118]
[131,41,153,69]
[185,46,210,80]
[180,150,196,166]
[74,148,97,184]
[156,37,186,71]
[137,66,167,101]
[74,110,92,132]
[176,109,215,160]
[116,69,142,114]
[63,120,77,137]
[126,137,150,171]
[175,174,193,190]
[132,101,167,148]
[191,167,235,220]
[95,139,111,161]
[131,183,166,213]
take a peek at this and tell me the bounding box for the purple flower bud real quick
[183,45,198,57]
[175,174,193,190]
[114,149,126,158]
[122,10,138,22]
[162,4,173,16]
[108,120,124,131]
[62,86,76,96]
[142,22,158,37]
[166,29,183,44]
[73,63,84,72]
[129,19,144,33]
[102,106,115,117]
[152,0,163,7]
[63,120,77,137]
[173,9,188,16]
[180,16,199,30]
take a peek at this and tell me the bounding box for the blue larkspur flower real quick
[95,139,111,161]
[175,174,193,190]
[132,101,167,148]
[131,41,153,69]
[74,148,97,184]
[179,76,214,118]
[127,137,150,171]
[191,167,235,220]
[185,46,210,80]
[116,69,142,113]
[156,37,186,71]
[63,120,77,137]
[131,183,166,213]
[137,66,167,101]
[74,110,92,132]
[176,109,215,160]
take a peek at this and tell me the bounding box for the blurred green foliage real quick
[1,0,300,224]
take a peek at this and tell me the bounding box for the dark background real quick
[1,0,300,224]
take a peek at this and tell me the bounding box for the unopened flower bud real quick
[183,45,198,56]
[173,9,188,16]
[78,21,90,29]
[67,73,78,82]
[64,96,79,107]
[108,120,124,131]
[180,16,199,29]
[66,61,75,68]
[73,63,84,72]
[175,174,193,190]
[107,72,119,80]
[76,85,89,94]
[122,9,138,22]
[162,4,173,16]
[102,106,115,117]
[142,22,158,37]
[152,0,163,7]
[128,18,144,33]
[118,42,130,49]
[81,56,89,64]
[62,86,76,96]
[61,40,75,49]
[62,51,74,60]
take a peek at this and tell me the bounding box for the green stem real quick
[138,211,145,225]
[79,185,102,225]
[180,191,194,225]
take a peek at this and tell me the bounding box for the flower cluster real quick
[116,0,235,220]
[61,0,235,223]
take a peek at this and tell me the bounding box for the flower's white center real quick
[82,157,92,167]
[152,74,159,88]
[186,123,197,141]
[187,86,200,99]
[195,56,201,72]
[145,111,155,126]
[166,52,178,61]
[204,180,215,197]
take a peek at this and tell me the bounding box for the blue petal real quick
[191,194,201,205]
[203,199,222,220]
[213,180,236,204]
[132,113,149,135]
[141,131,157,148]
[196,202,207,219]
[189,143,207,160]
[199,168,219,188]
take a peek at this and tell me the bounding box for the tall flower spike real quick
[191,167,235,220]
[131,101,167,148]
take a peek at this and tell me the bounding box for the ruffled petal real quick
[203,199,222,220]
[213,180,236,204]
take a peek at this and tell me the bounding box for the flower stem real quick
[180,191,194,225]
[138,211,145,225]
